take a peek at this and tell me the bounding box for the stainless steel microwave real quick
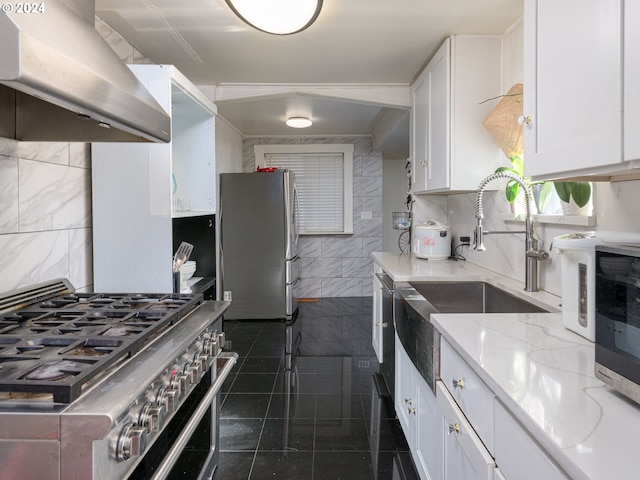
[595,243,640,404]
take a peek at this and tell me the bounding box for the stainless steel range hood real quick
[0,0,171,143]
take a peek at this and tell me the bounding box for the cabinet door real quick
[395,335,416,446]
[625,0,640,161]
[411,39,450,193]
[494,469,507,480]
[412,72,428,193]
[437,382,495,480]
[425,39,451,191]
[415,377,442,480]
[523,0,622,179]
[372,273,383,363]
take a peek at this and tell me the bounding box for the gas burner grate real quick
[0,288,203,403]
[0,336,137,403]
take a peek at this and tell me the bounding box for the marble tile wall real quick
[243,137,383,298]
[0,20,150,294]
[413,181,640,298]
[0,141,93,292]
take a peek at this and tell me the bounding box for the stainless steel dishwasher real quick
[376,272,395,400]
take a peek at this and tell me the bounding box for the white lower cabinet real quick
[440,338,495,455]
[494,400,569,480]
[396,334,568,480]
[436,382,495,480]
[395,335,441,480]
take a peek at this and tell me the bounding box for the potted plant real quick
[495,155,554,214]
[553,181,592,214]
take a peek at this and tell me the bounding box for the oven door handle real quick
[375,273,394,295]
[150,352,238,480]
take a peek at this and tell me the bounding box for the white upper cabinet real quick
[411,35,504,193]
[92,65,217,293]
[625,0,640,161]
[128,64,218,217]
[523,0,640,180]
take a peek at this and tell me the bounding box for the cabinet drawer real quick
[494,400,569,480]
[437,382,495,480]
[440,338,494,454]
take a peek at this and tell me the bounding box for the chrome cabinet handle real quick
[452,378,465,390]
[376,322,388,328]
[448,422,460,435]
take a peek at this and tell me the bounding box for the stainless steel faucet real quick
[473,171,549,292]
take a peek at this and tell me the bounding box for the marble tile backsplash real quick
[413,180,640,298]
[0,141,93,293]
[243,136,382,298]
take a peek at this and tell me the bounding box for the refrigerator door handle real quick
[293,183,300,246]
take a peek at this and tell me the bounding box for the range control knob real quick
[116,423,147,462]
[208,337,220,357]
[202,338,212,356]
[187,361,201,384]
[175,371,191,395]
[156,386,179,415]
[217,332,226,350]
[139,402,166,433]
[196,352,209,372]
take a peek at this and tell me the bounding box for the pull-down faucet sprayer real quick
[473,171,548,292]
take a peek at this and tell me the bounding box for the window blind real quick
[264,153,345,233]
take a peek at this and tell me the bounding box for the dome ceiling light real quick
[225,0,323,35]
[286,117,313,128]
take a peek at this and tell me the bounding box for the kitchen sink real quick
[408,281,548,314]
[394,280,548,394]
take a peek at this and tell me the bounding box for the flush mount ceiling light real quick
[225,0,323,35]
[286,117,313,128]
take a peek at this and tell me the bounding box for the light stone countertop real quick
[372,252,640,480]
[371,251,562,312]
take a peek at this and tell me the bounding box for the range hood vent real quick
[0,0,171,143]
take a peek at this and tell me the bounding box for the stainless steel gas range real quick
[0,279,237,480]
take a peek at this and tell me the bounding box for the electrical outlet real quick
[459,236,471,246]
[223,291,232,301]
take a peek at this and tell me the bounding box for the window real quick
[255,144,353,234]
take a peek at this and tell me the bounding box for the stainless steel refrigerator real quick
[220,170,299,319]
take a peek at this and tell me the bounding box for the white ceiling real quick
[95,0,523,157]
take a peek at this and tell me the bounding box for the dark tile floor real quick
[215,297,419,480]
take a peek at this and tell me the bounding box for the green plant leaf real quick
[509,155,524,176]
[572,182,592,207]
[495,166,518,175]
[505,180,519,203]
[554,182,572,203]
